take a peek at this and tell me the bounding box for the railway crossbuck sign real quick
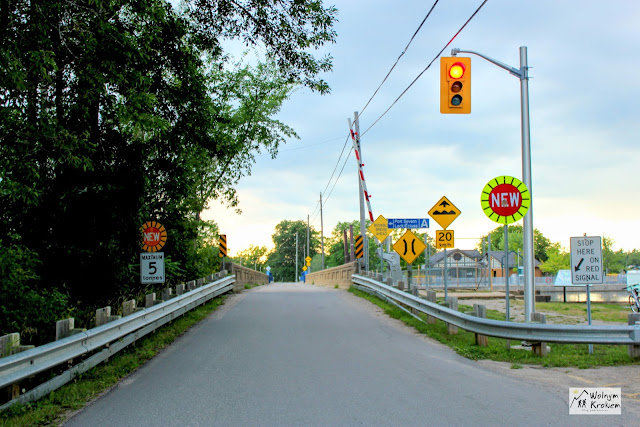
[392,230,426,264]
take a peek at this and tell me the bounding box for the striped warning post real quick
[349,128,374,222]
[354,235,364,259]
[219,234,227,257]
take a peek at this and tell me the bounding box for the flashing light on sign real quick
[440,57,471,114]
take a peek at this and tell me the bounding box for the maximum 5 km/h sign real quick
[570,236,603,285]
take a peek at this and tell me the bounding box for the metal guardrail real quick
[352,275,640,345]
[0,276,235,409]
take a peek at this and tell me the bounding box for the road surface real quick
[65,283,631,426]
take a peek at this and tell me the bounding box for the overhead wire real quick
[359,0,441,116]
[362,0,489,137]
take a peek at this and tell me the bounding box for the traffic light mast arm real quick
[451,48,523,79]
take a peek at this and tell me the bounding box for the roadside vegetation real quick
[349,287,640,369]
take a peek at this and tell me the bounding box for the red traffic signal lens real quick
[449,62,465,79]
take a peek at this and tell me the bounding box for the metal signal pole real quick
[307,214,310,273]
[452,46,534,322]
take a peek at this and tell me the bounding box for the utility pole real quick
[296,231,299,282]
[354,112,368,272]
[320,192,325,269]
[307,214,310,273]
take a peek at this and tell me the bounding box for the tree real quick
[266,220,320,281]
[478,225,551,262]
[0,0,338,341]
[602,236,624,274]
[539,243,570,276]
[234,245,269,270]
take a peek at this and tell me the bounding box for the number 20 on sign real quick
[436,230,454,249]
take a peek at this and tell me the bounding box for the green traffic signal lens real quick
[451,95,463,106]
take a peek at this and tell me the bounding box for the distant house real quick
[427,249,542,281]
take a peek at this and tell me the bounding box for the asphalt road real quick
[65,283,619,426]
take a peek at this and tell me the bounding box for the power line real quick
[362,0,490,137]
[359,0,442,116]
[311,147,353,224]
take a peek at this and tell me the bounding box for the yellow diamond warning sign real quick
[368,215,391,243]
[428,196,461,229]
[392,230,426,264]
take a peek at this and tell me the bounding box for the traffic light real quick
[440,57,471,114]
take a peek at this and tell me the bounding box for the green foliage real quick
[0,239,70,344]
[233,245,269,271]
[0,0,337,342]
[602,236,624,274]
[478,225,552,262]
[539,243,570,275]
[267,220,320,281]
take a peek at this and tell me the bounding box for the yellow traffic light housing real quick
[440,57,471,114]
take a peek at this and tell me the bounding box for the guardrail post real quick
[55,318,85,340]
[376,273,383,282]
[176,284,185,296]
[386,278,393,287]
[411,287,420,315]
[628,313,640,359]
[531,312,548,356]
[187,280,196,291]
[396,281,404,292]
[197,278,204,287]
[145,293,161,308]
[96,307,111,326]
[122,300,136,316]
[447,297,458,335]
[473,304,488,347]
[1,333,34,401]
[426,291,437,324]
[162,288,173,301]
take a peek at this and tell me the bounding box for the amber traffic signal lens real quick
[451,81,462,93]
[449,62,465,79]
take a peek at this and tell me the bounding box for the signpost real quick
[428,196,461,301]
[481,177,530,325]
[570,236,603,354]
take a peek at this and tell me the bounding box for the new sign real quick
[481,176,530,224]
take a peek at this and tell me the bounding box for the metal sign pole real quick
[504,225,510,322]
[444,248,448,302]
[587,284,593,354]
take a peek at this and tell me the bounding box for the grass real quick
[348,286,640,369]
[0,295,228,427]
[513,300,631,323]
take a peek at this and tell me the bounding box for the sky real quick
[201,0,640,257]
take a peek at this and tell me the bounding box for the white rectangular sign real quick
[140,252,165,284]
[570,236,603,285]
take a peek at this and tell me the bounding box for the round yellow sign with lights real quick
[141,221,167,252]
[481,176,530,224]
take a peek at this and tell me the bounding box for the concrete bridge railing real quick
[306,262,359,289]
[225,262,269,291]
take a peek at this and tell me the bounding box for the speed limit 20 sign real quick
[436,230,454,249]
[141,252,165,284]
